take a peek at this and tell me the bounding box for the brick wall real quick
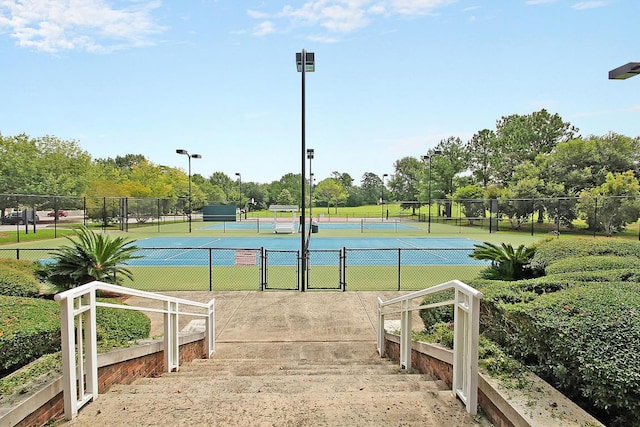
[384,336,513,427]
[14,337,205,427]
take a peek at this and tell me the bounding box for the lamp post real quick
[307,149,314,226]
[176,149,202,233]
[235,172,242,222]
[609,62,640,80]
[381,173,388,221]
[297,49,315,292]
[421,150,442,233]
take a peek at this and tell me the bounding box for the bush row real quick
[0,259,40,297]
[530,238,640,270]
[545,255,640,275]
[454,238,640,426]
[0,296,60,372]
[0,295,151,374]
[493,282,640,425]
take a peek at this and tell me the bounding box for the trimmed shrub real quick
[490,282,640,425]
[546,255,640,275]
[530,238,640,271]
[96,298,151,348]
[0,258,38,275]
[0,296,60,373]
[419,290,455,330]
[548,269,640,283]
[0,268,40,297]
[0,296,151,374]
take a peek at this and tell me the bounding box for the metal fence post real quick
[397,248,401,291]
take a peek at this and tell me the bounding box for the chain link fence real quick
[2,194,640,241]
[0,246,485,291]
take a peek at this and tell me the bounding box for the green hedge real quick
[0,259,38,275]
[0,268,40,297]
[546,255,640,275]
[0,296,151,374]
[0,296,60,372]
[530,238,640,271]
[96,298,151,348]
[502,282,640,424]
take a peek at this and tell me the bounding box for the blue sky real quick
[0,0,638,185]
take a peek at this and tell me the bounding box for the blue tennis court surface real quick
[136,236,479,250]
[130,236,485,267]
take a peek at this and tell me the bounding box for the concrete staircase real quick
[63,341,482,426]
[60,291,486,426]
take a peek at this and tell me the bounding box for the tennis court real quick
[200,221,422,231]
[131,236,485,267]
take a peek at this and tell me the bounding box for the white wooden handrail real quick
[54,281,215,420]
[377,279,483,415]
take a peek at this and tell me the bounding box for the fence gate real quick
[306,249,344,290]
[263,250,299,291]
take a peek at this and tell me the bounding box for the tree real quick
[360,172,384,205]
[493,109,578,185]
[577,171,640,235]
[452,185,485,224]
[315,178,348,213]
[209,172,235,201]
[45,226,141,289]
[467,129,496,188]
[275,189,295,205]
[389,157,423,214]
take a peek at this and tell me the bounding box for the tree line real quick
[2,108,639,233]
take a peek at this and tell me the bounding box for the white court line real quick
[159,238,223,261]
[395,239,449,261]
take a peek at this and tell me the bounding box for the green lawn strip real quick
[121,265,486,291]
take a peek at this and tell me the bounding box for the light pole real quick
[307,149,314,226]
[176,149,202,233]
[422,150,442,233]
[297,49,315,292]
[235,172,242,222]
[609,62,640,80]
[381,173,388,220]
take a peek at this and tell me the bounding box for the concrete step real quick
[132,373,446,394]
[211,340,381,361]
[65,388,470,427]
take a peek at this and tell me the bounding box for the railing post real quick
[60,294,77,419]
[205,300,216,357]
[400,299,412,370]
[164,300,179,372]
[377,297,385,357]
[453,288,480,415]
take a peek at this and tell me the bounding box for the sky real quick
[0,1,638,185]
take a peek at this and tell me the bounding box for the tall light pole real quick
[381,173,388,220]
[235,172,242,222]
[297,49,315,292]
[422,150,442,233]
[307,149,314,226]
[176,149,201,233]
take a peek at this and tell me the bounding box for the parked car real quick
[47,210,68,217]
[0,212,39,225]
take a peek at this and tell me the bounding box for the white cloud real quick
[252,20,276,36]
[247,0,457,37]
[387,0,457,16]
[0,0,164,53]
[308,34,339,43]
[572,1,608,10]
[525,0,557,5]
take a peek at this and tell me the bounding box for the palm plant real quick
[470,242,536,281]
[46,226,141,289]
